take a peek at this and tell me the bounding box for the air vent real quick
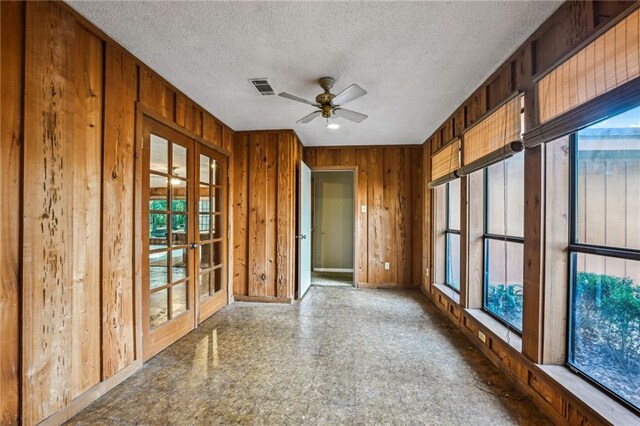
[249,78,275,96]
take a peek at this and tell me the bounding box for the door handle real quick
[189,242,199,250]
[296,234,307,240]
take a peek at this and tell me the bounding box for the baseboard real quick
[357,282,420,289]
[313,268,354,273]
[234,295,292,304]
[39,360,142,426]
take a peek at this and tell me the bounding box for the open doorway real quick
[311,170,356,287]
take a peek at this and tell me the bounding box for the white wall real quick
[313,171,354,270]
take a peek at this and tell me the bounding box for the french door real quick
[196,144,228,322]
[142,117,227,360]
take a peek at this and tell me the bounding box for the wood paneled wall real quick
[1,2,234,424]
[303,146,423,288]
[233,131,301,302]
[1,2,24,424]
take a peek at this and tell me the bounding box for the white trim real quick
[313,268,354,273]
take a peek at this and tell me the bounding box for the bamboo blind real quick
[431,139,460,181]
[538,8,640,124]
[463,96,521,166]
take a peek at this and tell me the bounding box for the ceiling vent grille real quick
[249,78,275,96]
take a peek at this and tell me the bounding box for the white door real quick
[298,161,312,299]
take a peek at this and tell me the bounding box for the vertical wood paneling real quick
[423,143,432,291]
[139,67,174,120]
[175,94,194,132]
[383,148,400,284]
[202,113,217,147]
[276,134,294,298]
[233,134,249,297]
[367,148,387,284]
[303,149,317,167]
[410,148,423,286]
[71,23,102,399]
[264,137,278,297]
[355,150,369,284]
[22,3,76,422]
[223,125,234,153]
[248,136,268,297]
[234,131,299,300]
[0,2,23,424]
[102,44,137,379]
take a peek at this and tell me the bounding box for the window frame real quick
[482,161,525,334]
[444,180,461,293]
[566,131,640,415]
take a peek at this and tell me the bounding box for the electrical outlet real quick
[384,262,390,270]
[361,205,367,213]
[478,331,486,343]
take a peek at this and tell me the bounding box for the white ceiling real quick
[68,1,561,147]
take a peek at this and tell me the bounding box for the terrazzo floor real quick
[66,287,551,425]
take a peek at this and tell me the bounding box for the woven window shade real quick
[538,8,640,124]
[463,96,521,166]
[431,139,460,181]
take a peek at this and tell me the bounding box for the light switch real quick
[384,262,390,270]
[361,205,367,213]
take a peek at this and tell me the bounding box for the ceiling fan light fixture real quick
[327,122,340,130]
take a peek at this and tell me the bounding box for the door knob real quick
[189,242,199,249]
[296,234,307,240]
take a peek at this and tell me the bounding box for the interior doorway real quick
[310,170,356,287]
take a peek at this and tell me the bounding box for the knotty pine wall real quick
[303,147,423,288]
[0,2,234,424]
[232,131,303,302]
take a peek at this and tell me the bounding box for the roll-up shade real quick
[429,138,460,188]
[463,95,522,167]
[457,141,523,177]
[537,8,639,125]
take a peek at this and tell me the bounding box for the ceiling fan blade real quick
[332,84,367,106]
[278,92,319,107]
[333,108,367,123]
[297,110,321,124]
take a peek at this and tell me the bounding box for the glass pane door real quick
[197,145,227,322]
[143,118,196,360]
[148,134,190,326]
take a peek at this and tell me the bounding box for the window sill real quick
[538,365,640,425]
[464,308,522,353]
[432,283,460,304]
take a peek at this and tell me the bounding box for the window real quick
[568,105,640,413]
[445,179,461,292]
[483,153,524,331]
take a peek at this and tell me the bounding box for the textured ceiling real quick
[68,1,561,147]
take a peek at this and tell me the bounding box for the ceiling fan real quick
[278,77,368,125]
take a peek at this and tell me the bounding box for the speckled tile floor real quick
[66,287,551,426]
[311,271,353,287]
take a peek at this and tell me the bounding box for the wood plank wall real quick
[1,2,235,424]
[233,131,301,301]
[1,2,24,424]
[422,2,638,425]
[303,146,423,288]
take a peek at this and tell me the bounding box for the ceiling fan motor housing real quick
[317,77,336,117]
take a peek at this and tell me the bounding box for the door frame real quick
[307,165,359,288]
[135,104,232,361]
